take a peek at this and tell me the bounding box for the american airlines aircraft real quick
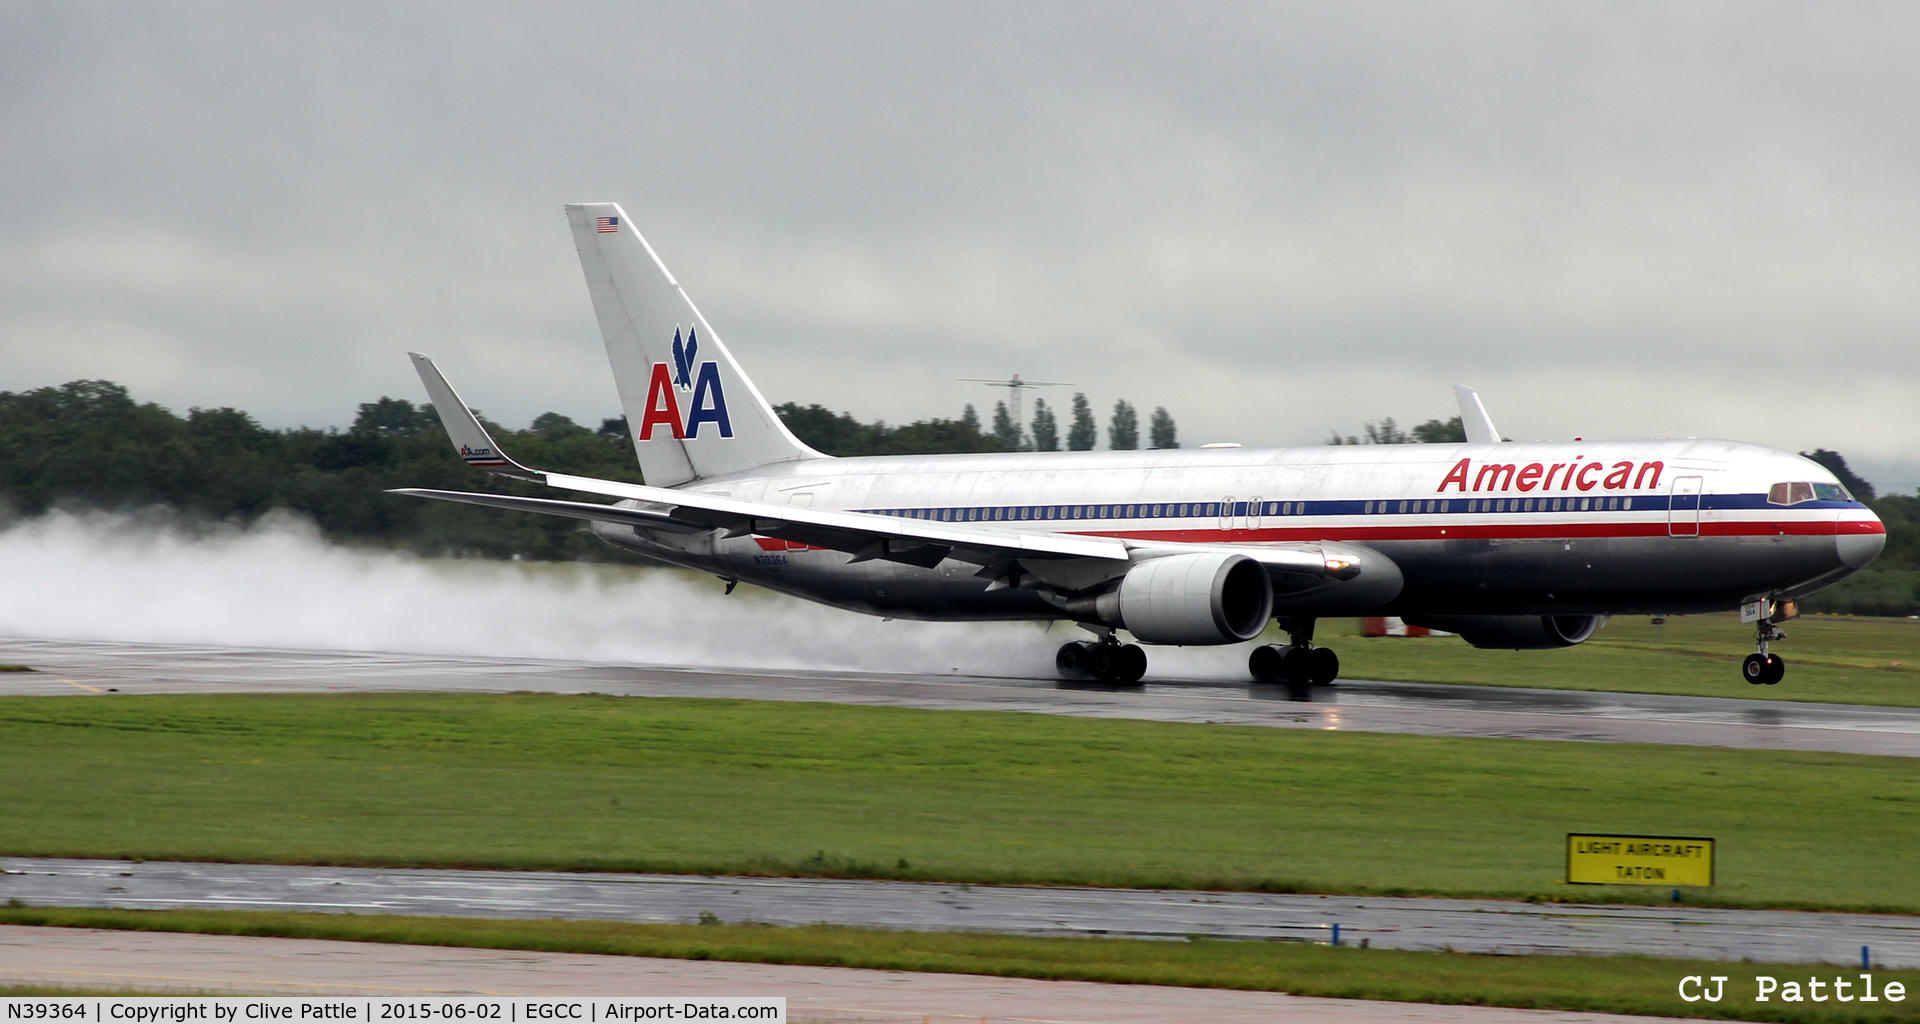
[396,203,1886,692]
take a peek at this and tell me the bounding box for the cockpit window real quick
[1769,481,1851,504]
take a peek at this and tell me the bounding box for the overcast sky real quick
[5,2,1918,489]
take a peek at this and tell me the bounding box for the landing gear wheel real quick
[1249,644,1291,684]
[1279,644,1313,683]
[1084,642,1147,684]
[1086,643,1117,680]
[1307,646,1340,686]
[1055,641,1093,680]
[1742,653,1786,685]
[1250,644,1333,700]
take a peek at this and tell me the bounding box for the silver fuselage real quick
[593,438,1885,624]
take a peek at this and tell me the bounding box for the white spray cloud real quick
[0,510,1086,676]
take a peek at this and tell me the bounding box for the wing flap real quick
[389,489,702,532]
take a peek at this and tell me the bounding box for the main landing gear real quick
[1249,617,1339,700]
[1056,634,1147,685]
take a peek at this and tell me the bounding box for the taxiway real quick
[5,857,1917,967]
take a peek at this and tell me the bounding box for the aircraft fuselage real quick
[593,437,1884,623]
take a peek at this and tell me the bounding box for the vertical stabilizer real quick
[1453,385,1502,444]
[565,203,822,487]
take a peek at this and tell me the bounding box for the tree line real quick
[984,395,1179,452]
[774,391,1182,456]
[0,379,1912,614]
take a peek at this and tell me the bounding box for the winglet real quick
[407,352,544,481]
[1453,385,1502,444]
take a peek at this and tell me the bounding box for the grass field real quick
[1318,613,1920,706]
[3,906,1916,1024]
[2,693,1916,910]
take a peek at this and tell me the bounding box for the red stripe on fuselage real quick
[1063,518,1882,544]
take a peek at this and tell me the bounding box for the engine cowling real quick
[1066,552,1273,645]
[1402,614,1605,650]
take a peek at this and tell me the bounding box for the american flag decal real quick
[596,216,619,233]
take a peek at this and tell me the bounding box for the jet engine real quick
[1063,551,1273,645]
[1402,614,1606,650]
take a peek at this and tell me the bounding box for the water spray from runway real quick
[0,509,1249,678]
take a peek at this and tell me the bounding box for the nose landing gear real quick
[1249,617,1339,699]
[1739,597,1793,686]
[1056,636,1147,685]
[1743,621,1787,685]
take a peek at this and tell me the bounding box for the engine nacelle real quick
[1066,552,1273,645]
[1402,614,1606,650]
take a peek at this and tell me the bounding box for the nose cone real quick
[1837,512,1886,571]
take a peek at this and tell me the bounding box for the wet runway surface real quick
[4,636,1919,756]
[5,857,1916,967]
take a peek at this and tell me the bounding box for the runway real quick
[3,636,1919,756]
[0,925,1702,1024]
[3,637,1915,1016]
[6,857,1917,967]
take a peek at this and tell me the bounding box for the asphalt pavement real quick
[0,924,1703,1023]
[3,636,1918,756]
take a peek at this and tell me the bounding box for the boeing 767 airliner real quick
[394,203,1885,690]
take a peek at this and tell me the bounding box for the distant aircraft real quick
[396,203,1885,692]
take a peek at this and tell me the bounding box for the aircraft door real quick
[1248,496,1263,532]
[1668,477,1703,537]
[1220,497,1234,533]
[784,491,814,550]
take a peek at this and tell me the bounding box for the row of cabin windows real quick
[876,495,1643,522]
[1366,496,1637,514]
[881,503,1226,523]
[1769,481,1851,505]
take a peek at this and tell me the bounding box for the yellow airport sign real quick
[1566,833,1714,886]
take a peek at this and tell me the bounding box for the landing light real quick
[1325,558,1354,572]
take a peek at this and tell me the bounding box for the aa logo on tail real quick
[640,327,733,440]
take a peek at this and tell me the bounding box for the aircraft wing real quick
[388,489,705,533]
[393,475,1131,569]
[398,352,1130,568]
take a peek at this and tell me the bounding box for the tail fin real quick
[565,203,822,487]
